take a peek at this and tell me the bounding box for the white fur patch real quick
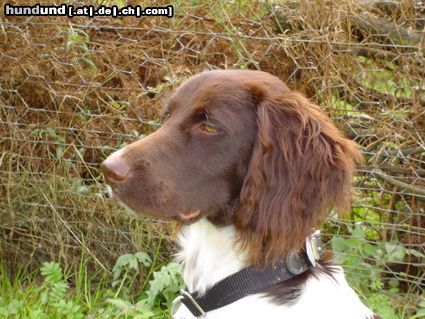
[173,218,374,319]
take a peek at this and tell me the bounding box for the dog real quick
[101,70,379,319]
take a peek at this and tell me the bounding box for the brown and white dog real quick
[101,70,378,319]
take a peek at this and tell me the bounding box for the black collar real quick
[171,231,323,318]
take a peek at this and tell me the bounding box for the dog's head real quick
[101,70,362,264]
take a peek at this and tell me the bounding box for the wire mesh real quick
[0,0,424,315]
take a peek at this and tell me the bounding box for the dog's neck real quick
[175,218,247,294]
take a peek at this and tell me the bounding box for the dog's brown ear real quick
[234,85,363,266]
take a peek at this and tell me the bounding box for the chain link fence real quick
[1,0,424,316]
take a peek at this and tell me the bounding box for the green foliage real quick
[367,294,399,319]
[1,233,422,319]
[107,251,183,317]
[31,128,66,159]
[146,262,184,306]
[412,299,425,319]
[0,299,25,317]
[0,251,183,318]
[62,26,97,71]
[39,262,84,319]
[0,261,85,318]
[332,225,396,318]
[326,95,354,115]
[112,251,152,289]
[40,262,64,284]
[356,56,424,101]
[332,222,424,319]
[106,298,155,319]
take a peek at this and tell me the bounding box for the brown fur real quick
[233,88,363,265]
[101,70,363,267]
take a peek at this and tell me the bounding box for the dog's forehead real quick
[166,70,288,111]
[165,72,245,114]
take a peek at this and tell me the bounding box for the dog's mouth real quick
[176,209,202,223]
[106,186,202,223]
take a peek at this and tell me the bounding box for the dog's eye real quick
[161,112,171,121]
[199,123,218,134]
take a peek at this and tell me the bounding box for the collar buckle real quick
[306,229,323,267]
[171,230,323,318]
[171,290,205,319]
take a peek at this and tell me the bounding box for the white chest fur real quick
[173,218,374,319]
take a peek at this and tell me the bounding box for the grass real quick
[0,251,183,319]
[0,264,114,318]
[2,226,424,319]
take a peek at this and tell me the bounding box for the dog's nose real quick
[100,157,130,186]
